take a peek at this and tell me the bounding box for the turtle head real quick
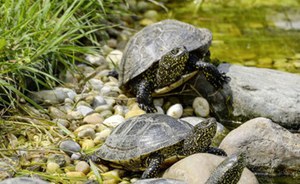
[183,118,217,154]
[163,46,189,63]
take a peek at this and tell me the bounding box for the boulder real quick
[219,117,300,176]
[191,64,300,129]
[162,153,258,184]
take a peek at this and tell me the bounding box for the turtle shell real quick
[119,19,212,87]
[96,114,193,162]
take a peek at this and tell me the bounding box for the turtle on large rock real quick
[87,114,226,178]
[119,19,229,112]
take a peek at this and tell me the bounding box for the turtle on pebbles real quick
[118,19,230,112]
[86,114,226,178]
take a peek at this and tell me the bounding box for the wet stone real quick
[75,161,90,174]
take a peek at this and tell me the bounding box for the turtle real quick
[119,19,230,113]
[88,114,226,179]
[205,152,246,184]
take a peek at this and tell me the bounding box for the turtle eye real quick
[170,48,179,55]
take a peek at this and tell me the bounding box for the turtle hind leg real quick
[196,61,230,89]
[134,80,156,113]
[141,154,163,179]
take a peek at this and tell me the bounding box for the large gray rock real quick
[162,153,258,184]
[191,64,300,129]
[219,117,300,175]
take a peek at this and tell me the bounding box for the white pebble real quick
[155,106,164,114]
[94,128,112,144]
[193,97,210,117]
[103,114,125,128]
[167,104,183,119]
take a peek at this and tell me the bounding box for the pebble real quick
[94,128,112,144]
[125,104,146,119]
[192,97,210,117]
[46,162,60,174]
[113,105,125,116]
[107,39,118,48]
[155,106,164,114]
[100,110,114,119]
[75,161,90,174]
[81,139,95,150]
[47,154,67,167]
[83,113,104,124]
[95,104,113,113]
[153,98,164,107]
[53,118,70,128]
[93,95,107,108]
[59,140,81,155]
[77,127,96,139]
[87,78,104,91]
[103,114,125,128]
[76,105,94,116]
[143,10,158,21]
[85,54,106,66]
[106,50,123,69]
[67,110,84,120]
[167,104,183,119]
[48,106,66,119]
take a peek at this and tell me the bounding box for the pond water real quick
[162,0,300,74]
[161,0,300,183]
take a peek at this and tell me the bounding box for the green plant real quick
[0,0,126,110]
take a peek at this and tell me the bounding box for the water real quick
[162,0,300,183]
[162,0,300,74]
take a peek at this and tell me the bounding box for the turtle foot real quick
[203,67,230,89]
[139,103,157,113]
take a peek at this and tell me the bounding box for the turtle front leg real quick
[135,80,157,113]
[206,147,227,156]
[195,61,230,89]
[141,154,164,179]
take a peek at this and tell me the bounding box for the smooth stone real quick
[167,104,183,119]
[30,87,75,104]
[155,106,164,114]
[48,106,66,119]
[220,117,300,175]
[59,140,81,155]
[103,114,125,128]
[194,64,300,129]
[81,139,95,150]
[192,97,210,117]
[113,105,125,116]
[143,10,158,21]
[53,118,70,128]
[153,98,164,107]
[77,128,96,139]
[93,96,107,108]
[102,169,124,181]
[85,54,106,66]
[95,104,113,113]
[83,113,104,124]
[0,177,50,184]
[67,110,84,120]
[76,105,94,116]
[94,128,112,144]
[87,78,104,91]
[125,104,146,119]
[46,162,60,174]
[106,50,123,69]
[74,124,97,134]
[75,161,90,174]
[163,153,258,184]
[99,110,113,119]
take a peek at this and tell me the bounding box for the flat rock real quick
[219,117,300,176]
[191,64,300,129]
[163,153,258,184]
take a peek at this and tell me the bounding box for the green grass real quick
[0,0,126,110]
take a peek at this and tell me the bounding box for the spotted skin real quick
[129,46,229,113]
[205,152,246,184]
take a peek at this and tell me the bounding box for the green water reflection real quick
[161,1,300,183]
[163,0,300,73]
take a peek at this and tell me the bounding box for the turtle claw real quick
[203,67,230,89]
[139,103,157,113]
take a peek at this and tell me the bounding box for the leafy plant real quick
[0,0,126,110]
